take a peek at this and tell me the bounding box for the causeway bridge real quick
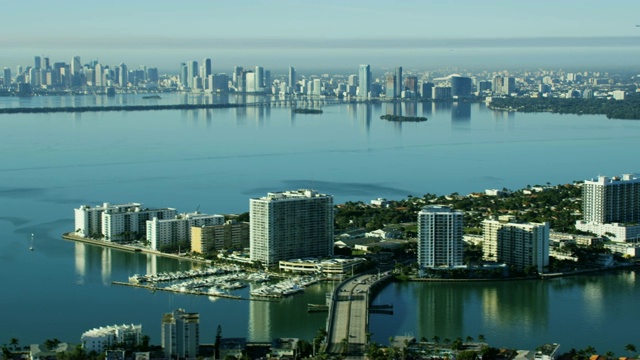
[324,271,393,357]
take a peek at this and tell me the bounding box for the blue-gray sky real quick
[2,0,640,72]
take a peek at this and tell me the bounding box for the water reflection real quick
[451,102,471,131]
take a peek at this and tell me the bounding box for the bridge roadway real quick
[325,271,392,357]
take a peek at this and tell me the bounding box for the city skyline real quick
[2,1,640,71]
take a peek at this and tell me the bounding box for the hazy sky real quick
[2,0,640,73]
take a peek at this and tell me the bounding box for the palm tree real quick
[605,350,615,360]
[9,338,18,352]
[478,334,486,343]
[432,335,440,344]
[465,336,474,344]
[625,344,636,356]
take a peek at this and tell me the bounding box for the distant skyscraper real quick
[288,66,296,91]
[404,76,418,94]
[203,58,212,78]
[385,74,396,98]
[254,66,264,92]
[233,66,243,89]
[180,63,188,88]
[264,70,271,94]
[118,63,127,87]
[420,82,434,99]
[71,56,82,87]
[94,63,103,87]
[451,75,472,98]
[34,56,41,70]
[503,76,516,95]
[3,67,11,88]
[358,64,371,98]
[188,60,198,89]
[417,205,463,270]
[250,189,334,267]
[43,57,50,70]
[162,309,199,360]
[395,66,403,97]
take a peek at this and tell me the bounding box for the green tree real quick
[625,344,636,356]
[9,338,18,351]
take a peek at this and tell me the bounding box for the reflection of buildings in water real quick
[101,247,112,285]
[146,254,158,276]
[451,102,471,131]
[75,242,86,284]
[347,103,357,122]
[404,102,417,117]
[248,283,272,342]
[419,102,432,117]
[385,102,402,116]
[432,101,452,114]
[480,281,548,334]
[357,103,372,133]
[582,281,605,323]
[414,284,464,339]
[492,109,515,121]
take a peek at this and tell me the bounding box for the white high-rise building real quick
[162,309,199,360]
[81,324,143,354]
[576,174,640,242]
[250,189,334,267]
[417,205,463,270]
[482,216,549,273]
[358,64,371,98]
[74,203,177,242]
[146,212,224,251]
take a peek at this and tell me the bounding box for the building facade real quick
[81,324,143,354]
[146,213,224,251]
[576,174,640,241]
[191,220,249,254]
[358,64,371,98]
[417,205,463,270]
[162,309,199,360]
[101,204,177,243]
[482,216,550,273]
[250,189,334,267]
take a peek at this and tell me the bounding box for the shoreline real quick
[61,232,209,264]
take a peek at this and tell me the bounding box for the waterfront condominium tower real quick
[250,189,334,268]
[575,174,640,241]
[358,64,371,98]
[395,66,402,97]
[417,205,463,270]
[288,66,296,92]
[162,309,199,360]
[482,215,549,273]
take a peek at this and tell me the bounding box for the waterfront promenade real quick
[325,271,393,357]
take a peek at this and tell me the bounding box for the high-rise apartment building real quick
[81,324,143,354]
[385,74,396,98]
[417,205,463,270]
[203,58,212,78]
[576,174,640,241]
[254,66,264,92]
[482,216,549,273]
[250,189,334,267]
[451,75,472,98]
[358,64,371,98]
[191,220,249,254]
[71,56,82,87]
[395,66,403,97]
[146,213,224,251]
[288,66,296,92]
[3,67,11,88]
[162,309,199,360]
[118,63,127,87]
[187,60,198,89]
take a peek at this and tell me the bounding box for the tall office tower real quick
[71,56,82,86]
[34,56,42,70]
[482,216,549,273]
[180,63,188,88]
[254,66,264,92]
[203,58,212,78]
[147,67,158,82]
[394,66,403,97]
[250,189,334,268]
[188,60,198,88]
[503,76,516,95]
[43,57,50,70]
[417,205,463,270]
[162,309,200,360]
[347,74,358,87]
[94,64,103,87]
[264,70,271,94]
[118,63,127,87]
[28,67,38,86]
[451,75,472,98]
[582,175,640,224]
[404,76,418,94]
[385,74,396,98]
[288,66,296,90]
[358,64,371,98]
[3,67,11,88]
[420,82,434,99]
[312,78,321,96]
[492,75,503,94]
[244,72,255,92]
[233,66,243,88]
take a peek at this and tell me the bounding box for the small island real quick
[293,108,323,114]
[380,114,428,122]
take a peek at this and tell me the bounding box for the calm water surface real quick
[1,94,639,351]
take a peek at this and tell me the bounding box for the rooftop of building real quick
[82,324,142,337]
